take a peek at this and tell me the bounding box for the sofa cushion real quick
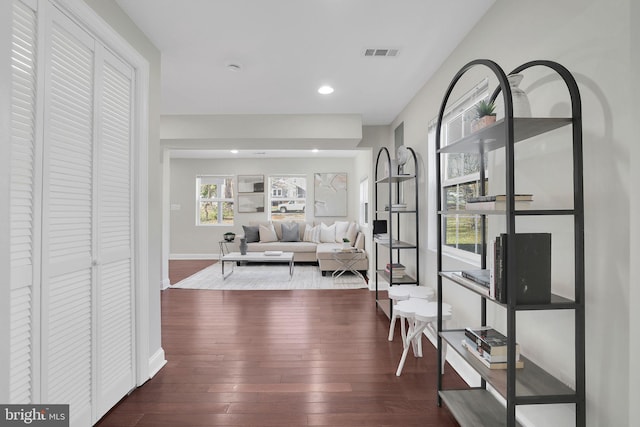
[320,223,336,243]
[334,221,350,243]
[303,225,321,243]
[281,222,300,242]
[242,225,260,243]
[346,222,358,245]
[259,224,278,242]
[247,241,317,253]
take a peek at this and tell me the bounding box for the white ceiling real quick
[115,0,495,126]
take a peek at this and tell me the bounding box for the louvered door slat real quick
[95,53,135,420]
[9,0,37,404]
[41,8,94,427]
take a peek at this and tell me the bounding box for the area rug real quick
[171,264,368,290]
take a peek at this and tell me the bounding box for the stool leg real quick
[388,311,398,341]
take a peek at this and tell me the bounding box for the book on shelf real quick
[464,326,520,357]
[460,269,490,287]
[461,339,524,369]
[374,233,391,243]
[493,233,552,304]
[451,272,490,296]
[467,194,533,203]
[385,263,405,278]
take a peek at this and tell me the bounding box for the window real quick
[197,175,234,225]
[269,176,306,221]
[433,79,489,258]
[360,178,369,226]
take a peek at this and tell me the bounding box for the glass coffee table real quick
[220,251,294,280]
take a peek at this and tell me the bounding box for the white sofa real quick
[240,220,368,275]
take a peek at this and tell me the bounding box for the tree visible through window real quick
[269,176,306,221]
[197,175,234,225]
[439,79,489,257]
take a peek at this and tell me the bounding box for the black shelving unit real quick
[435,60,585,427]
[374,146,419,316]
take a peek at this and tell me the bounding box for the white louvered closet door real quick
[94,49,136,420]
[9,0,38,405]
[41,7,95,426]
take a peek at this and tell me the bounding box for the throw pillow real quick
[334,221,350,243]
[345,222,358,245]
[303,225,321,243]
[242,225,260,243]
[320,223,336,243]
[259,224,278,242]
[281,222,300,242]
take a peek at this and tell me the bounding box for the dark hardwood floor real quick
[97,260,465,426]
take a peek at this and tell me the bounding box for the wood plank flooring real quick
[96,261,465,426]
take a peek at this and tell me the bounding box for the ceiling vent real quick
[363,48,399,57]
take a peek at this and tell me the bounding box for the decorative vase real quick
[507,73,531,117]
[239,238,247,255]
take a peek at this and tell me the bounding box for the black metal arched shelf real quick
[435,59,585,427]
[373,146,419,316]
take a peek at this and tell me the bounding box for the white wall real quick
[169,156,365,257]
[389,0,635,425]
[82,0,164,374]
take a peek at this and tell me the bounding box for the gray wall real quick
[170,156,366,257]
[390,0,637,425]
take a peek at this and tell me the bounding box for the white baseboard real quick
[148,347,167,378]
[170,253,218,260]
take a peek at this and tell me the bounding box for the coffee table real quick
[220,251,295,280]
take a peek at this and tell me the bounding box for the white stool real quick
[394,299,452,376]
[388,285,434,341]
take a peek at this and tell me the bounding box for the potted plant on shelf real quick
[472,100,497,132]
[223,232,236,242]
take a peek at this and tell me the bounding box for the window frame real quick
[267,175,307,221]
[433,78,490,262]
[196,175,234,226]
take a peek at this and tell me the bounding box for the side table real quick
[331,248,366,281]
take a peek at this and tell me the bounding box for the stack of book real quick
[374,233,391,243]
[385,203,407,211]
[465,194,533,210]
[462,326,523,369]
[385,263,405,278]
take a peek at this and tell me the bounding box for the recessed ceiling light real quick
[230,149,239,154]
[318,85,334,95]
[312,149,319,153]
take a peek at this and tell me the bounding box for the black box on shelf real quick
[494,232,552,304]
[373,219,387,235]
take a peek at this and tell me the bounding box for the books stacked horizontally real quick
[385,263,405,279]
[462,326,523,370]
[385,203,408,211]
[465,194,533,210]
[374,233,391,244]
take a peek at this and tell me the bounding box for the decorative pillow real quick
[242,225,260,243]
[334,221,350,243]
[345,222,358,245]
[281,222,300,242]
[259,224,278,242]
[320,223,336,243]
[303,225,320,243]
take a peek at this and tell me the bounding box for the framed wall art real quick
[314,172,347,217]
[238,175,264,193]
